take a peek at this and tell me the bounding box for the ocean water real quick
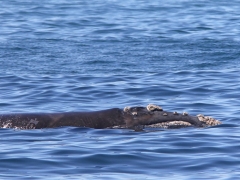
[0,0,240,179]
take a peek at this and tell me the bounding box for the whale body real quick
[0,104,221,130]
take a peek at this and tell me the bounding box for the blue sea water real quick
[0,0,240,179]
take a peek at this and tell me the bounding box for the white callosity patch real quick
[197,114,221,126]
[26,119,39,129]
[0,117,39,129]
[147,104,163,112]
[2,120,13,128]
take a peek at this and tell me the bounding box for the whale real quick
[0,104,221,130]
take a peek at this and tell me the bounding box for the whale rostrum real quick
[0,104,221,130]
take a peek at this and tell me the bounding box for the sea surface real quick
[0,0,240,179]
